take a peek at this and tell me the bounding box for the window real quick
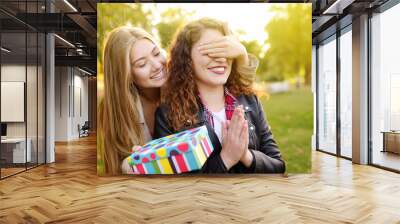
[0,1,46,179]
[339,27,352,158]
[317,35,337,154]
[371,3,400,171]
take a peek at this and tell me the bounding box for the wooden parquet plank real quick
[0,135,399,223]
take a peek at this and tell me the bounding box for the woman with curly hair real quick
[154,18,286,173]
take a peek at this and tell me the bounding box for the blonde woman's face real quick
[130,39,167,88]
[191,29,232,88]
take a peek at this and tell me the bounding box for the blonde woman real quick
[99,26,166,175]
[99,25,258,175]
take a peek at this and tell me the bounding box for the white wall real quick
[1,65,26,142]
[55,66,69,141]
[72,73,89,138]
[1,64,46,164]
[1,65,26,81]
[1,82,25,122]
[55,67,89,141]
[1,65,30,138]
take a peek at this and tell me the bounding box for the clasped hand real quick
[220,105,253,170]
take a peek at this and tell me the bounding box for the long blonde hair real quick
[99,26,156,175]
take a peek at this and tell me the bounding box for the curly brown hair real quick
[164,18,255,131]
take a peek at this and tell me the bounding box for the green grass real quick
[261,88,313,173]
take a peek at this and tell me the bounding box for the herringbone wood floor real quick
[0,135,400,224]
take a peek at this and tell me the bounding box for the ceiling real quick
[312,0,390,43]
[1,0,396,75]
[0,0,97,74]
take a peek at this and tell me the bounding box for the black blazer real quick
[154,94,285,173]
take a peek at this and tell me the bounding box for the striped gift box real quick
[126,125,214,174]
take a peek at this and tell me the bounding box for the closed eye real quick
[133,57,146,67]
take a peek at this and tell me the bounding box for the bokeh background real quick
[97,3,312,174]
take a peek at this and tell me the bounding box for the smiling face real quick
[191,29,232,88]
[130,38,167,89]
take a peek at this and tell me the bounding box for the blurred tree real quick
[264,4,312,85]
[97,3,153,74]
[156,8,193,50]
[241,40,263,60]
[241,39,268,81]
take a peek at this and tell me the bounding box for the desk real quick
[382,131,400,154]
[1,138,31,163]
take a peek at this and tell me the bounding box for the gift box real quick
[126,125,214,174]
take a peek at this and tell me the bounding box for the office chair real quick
[79,121,90,138]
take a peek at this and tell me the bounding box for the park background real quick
[97,3,312,175]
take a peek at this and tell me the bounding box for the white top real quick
[121,98,153,174]
[211,108,227,144]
